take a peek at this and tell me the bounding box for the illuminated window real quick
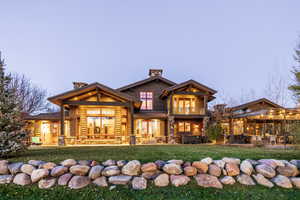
[136,119,160,136]
[140,92,153,110]
[178,122,191,132]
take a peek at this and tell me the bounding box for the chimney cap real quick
[73,82,88,89]
[149,69,163,77]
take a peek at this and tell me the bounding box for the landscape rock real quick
[51,166,69,177]
[13,173,31,186]
[78,160,91,166]
[28,160,45,167]
[222,157,241,165]
[31,168,49,183]
[201,157,213,165]
[192,161,208,173]
[240,160,254,176]
[21,164,36,175]
[70,165,90,176]
[90,160,99,167]
[154,173,169,187]
[8,162,23,174]
[41,162,56,170]
[132,177,147,190]
[163,163,182,175]
[170,175,190,187]
[142,171,161,180]
[255,164,276,178]
[237,174,255,186]
[208,164,221,177]
[93,176,108,187]
[122,160,141,176]
[213,160,226,169]
[61,159,77,167]
[102,159,116,166]
[0,160,9,174]
[108,175,132,185]
[58,173,73,186]
[167,160,184,165]
[68,176,90,189]
[0,175,13,184]
[102,166,120,176]
[277,163,299,177]
[155,160,166,169]
[245,159,259,166]
[141,162,157,172]
[38,177,56,189]
[258,159,284,169]
[116,160,127,167]
[220,176,236,185]
[184,166,197,176]
[252,174,274,188]
[290,177,300,189]
[225,163,240,176]
[290,160,300,169]
[271,175,293,189]
[195,174,223,189]
[89,165,104,179]
[183,161,191,168]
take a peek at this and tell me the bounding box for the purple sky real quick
[1,1,300,107]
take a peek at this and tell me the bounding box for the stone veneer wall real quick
[0,158,300,190]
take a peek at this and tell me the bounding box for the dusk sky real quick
[1,1,300,107]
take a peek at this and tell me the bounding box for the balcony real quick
[172,107,205,115]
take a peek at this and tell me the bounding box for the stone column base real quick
[58,136,65,146]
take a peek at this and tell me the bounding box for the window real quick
[178,122,191,132]
[140,92,153,110]
[136,119,160,136]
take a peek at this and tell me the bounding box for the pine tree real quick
[0,52,28,157]
[289,42,300,102]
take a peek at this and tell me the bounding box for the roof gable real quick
[230,98,283,112]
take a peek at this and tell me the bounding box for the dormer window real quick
[140,92,153,110]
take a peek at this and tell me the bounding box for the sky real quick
[1,1,300,107]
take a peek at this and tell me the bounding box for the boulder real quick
[222,157,241,165]
[225,163,240,176]
[252,174,274,188]
[240,160,254,176]
[8,162,23,174]
[201,157,213,165]
[116,160,127,167]
[90,160,99,167]
[192,161,208,174]
[213,160,226,169]
[258,159,284,169]
[220,176,236,185]
[167,160,184,165]
[102,166,120,176]
[141,162,157,172]
[93,176,108,187]
[0,160,9,174]
[222,169,227,176]
[245,159,259,166]
[132,177,147,190]
[271,175,293,189]
[183,161,191,168]
[277,163,299,177]
[163,163,182,175]
[31,169,49,183]
[142,171,161,180]
[51,166,69,177]
[155,160,166,169]
[108,175,132,185]
[89,165,104,179]
[170,175,190,187]
[0,175,13,184]
[237,174,255,186]
[195,174,223,189]
[255,164,276,178]
[41,162,57,170]
[28,160,45,167]
[184,166,197,176]
[61,159,77,167]
[290,177,300,189]
[38,177,56,189]
[70,165,90,176]
[208,164,221,177]
[102,159,116,166]
[154,173,169,187]
[68,176,91,189]
[21,164,36,175]
[122,160,141,176]
[58,173,73,186]
[13,173,31,186]
[78,160,91,166]
[290,160,300,169]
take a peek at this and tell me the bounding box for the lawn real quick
[1,145,300,200]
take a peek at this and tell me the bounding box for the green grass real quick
[1,145,300,200]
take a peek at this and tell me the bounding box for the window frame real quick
[140,91,153,110]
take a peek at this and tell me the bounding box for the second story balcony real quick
[170,95,206,115]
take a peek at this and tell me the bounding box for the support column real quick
[59,104,65,146]
[129,103,136,145]
[204,95,208,114]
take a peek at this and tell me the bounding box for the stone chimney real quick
[213,104,227,114]
[73,82,88,89]
[149,69,163,77]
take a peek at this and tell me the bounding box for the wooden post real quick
[130,103,135,145]
[170,93,173,115]
[59,104,65,146]
[204,95,208,114]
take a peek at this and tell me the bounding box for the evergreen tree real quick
[0,52,28,157]
[289,42,300,102]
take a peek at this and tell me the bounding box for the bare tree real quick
[9,73,50,114]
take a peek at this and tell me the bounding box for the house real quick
[25,69,217,145]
